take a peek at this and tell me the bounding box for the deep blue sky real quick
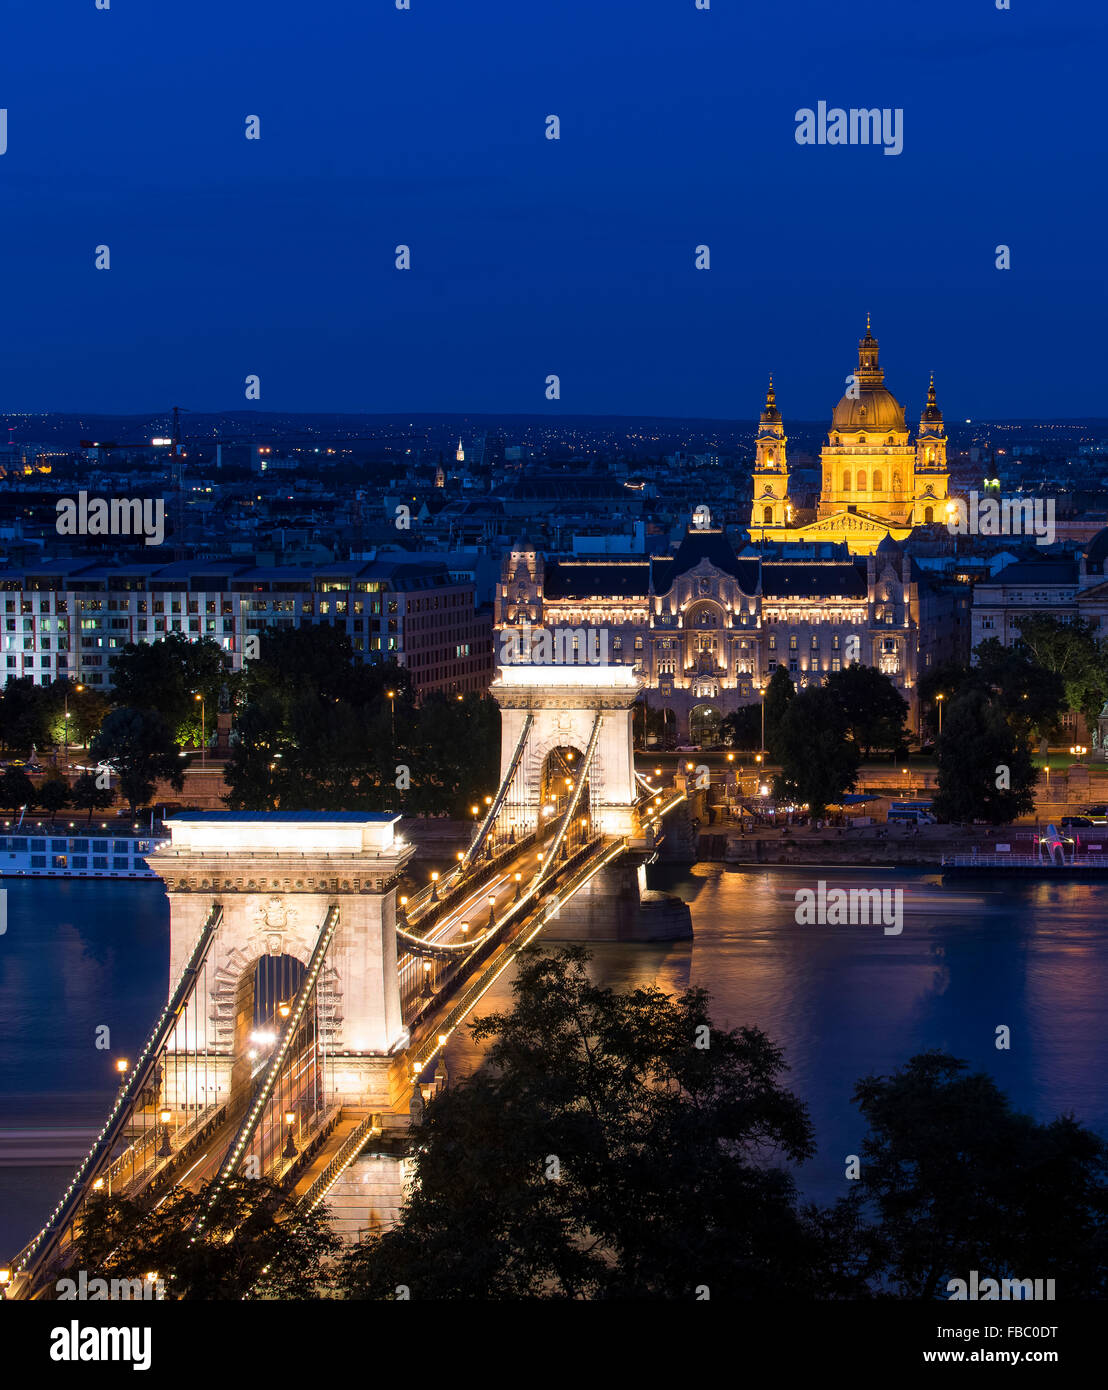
[0,0,1104,420]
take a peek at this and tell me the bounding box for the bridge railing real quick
[402,829,538,939]
[298,1111,383,1216]
[400,830,608,1027]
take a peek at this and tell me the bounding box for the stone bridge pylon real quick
[147,813,415,1112]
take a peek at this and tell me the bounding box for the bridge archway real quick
[154,815,415,1113]
[491,664,641,837]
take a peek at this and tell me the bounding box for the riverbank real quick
[692,822,1082,867]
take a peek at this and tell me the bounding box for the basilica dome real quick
[829,318,906,437]
[831,387,905,434]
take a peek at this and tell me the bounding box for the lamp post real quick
[158,1107,172,1158]
[193,692,205,767]
[62,682,84,774]
[283,1110,298,1158]
[936,691,944,737]
[760,684,766,755]
[386,689,396,743]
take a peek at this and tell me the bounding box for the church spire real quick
[760,374,780,424]
[920,372,943,426]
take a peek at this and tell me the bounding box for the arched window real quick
[858,470,867,491]
[842,471,851,492]
[927,448,934,464]
[763,505,773,524]
[924,506,934,523]
[873,470,883,491]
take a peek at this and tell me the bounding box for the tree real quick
[54,1177,341,1301]
[932,687,1038,824]
[763,665,795,758]
[223,627,498,815]
[826,664,909,758]
[0,765,36,815]
[1016,614,1108,733]
[37,772,71,821]
[91,707,186,813]
[852,1051,1108,1299]
[720,704,762,751]
[973,638,1065,740]
[71,770,116,823]
[108,634,230,746]
[340,946,858,1300]
[0,677,52,751]
[772,685,860,818]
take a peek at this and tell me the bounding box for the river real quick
[2,867,1106,1253]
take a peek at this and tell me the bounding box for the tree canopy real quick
[771,685,860,818]
[90,706,186,812]
[223,625,499,815]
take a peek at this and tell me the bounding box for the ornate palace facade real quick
[496,529,959,742]
[750,320,952,555]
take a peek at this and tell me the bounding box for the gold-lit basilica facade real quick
[750,319,951,555]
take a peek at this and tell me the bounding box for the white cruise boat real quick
[0,827,169,879]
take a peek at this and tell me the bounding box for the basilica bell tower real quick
[749,377,792,538]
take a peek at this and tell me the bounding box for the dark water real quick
[3,867,1107,1252]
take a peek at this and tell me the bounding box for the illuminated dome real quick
[829,317,906,436]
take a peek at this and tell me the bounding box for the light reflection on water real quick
[1,868,1105,1248]
[442,865,1108,1204]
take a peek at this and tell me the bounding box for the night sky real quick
[0,0,1103,419]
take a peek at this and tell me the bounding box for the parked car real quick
[1082,804,1108,824]
[1061,815,1094,829]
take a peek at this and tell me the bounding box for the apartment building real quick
[0,557,494,698]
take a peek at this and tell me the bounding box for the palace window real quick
[873,470,883,491]
[858,470,867,491]
[843,471,851,492]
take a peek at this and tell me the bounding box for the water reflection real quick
[443,865,1108,1204]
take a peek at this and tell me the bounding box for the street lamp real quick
[283,1110,298,1158]
[193,692,205,767]
[430,871,439,902]
[936,691,945,736]
[386,689,396,742]
[487,893,496,927]
[62,681,84,774]
[514,871,522,901]
[158,1107,172,1158]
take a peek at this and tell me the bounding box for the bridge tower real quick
[491,663,641,837]
[148,813,414,1112]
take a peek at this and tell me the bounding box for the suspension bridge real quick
[3,661,688,1299]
